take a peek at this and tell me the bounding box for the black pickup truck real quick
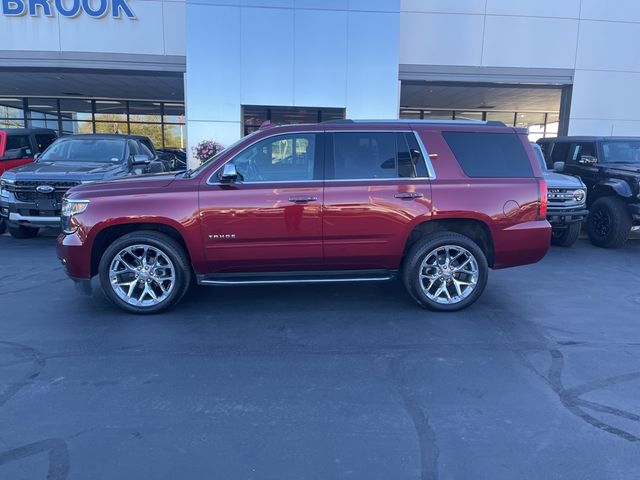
[538,136,640,248]
[0,134,169,238]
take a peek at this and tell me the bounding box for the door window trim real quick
[325,130,435,182]
[205,130,436,185]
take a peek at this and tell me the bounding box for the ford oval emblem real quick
[36,185,55,194]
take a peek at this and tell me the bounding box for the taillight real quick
[538,178,548,220]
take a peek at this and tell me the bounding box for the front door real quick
[199,132,324,273]
[322,130,433,270]
[0,133,35,175]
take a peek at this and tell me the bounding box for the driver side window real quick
[227,134,316,182]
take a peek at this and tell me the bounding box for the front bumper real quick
[1,192,61,229]
[547,207,588,227]
[56,231,93,280]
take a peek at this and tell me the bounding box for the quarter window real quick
[443,131,533,178]
[331,132,427,180]
[225,133,316,182]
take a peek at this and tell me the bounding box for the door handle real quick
[288,195,318,203]
[394,192,424,200]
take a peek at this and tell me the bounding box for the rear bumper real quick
[547,207,588,227]
[493,220,551,269]
[56,231,92,280]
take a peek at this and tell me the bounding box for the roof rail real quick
[322,119,506,127]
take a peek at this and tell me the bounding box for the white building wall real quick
[0,0,185,56]
[400,0,640,136]
[185,0,400,164]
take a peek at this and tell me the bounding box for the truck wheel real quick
[8,224,39,239]
[99,231,192,314]
[551,222,581,247]
[0,217,6,235]
[587,197,631,248]
[402,232,488,312]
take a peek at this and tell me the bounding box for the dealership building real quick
[1,0,639,166]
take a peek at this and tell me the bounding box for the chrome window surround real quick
[206,130,436,186]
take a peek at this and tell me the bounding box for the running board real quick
[197,269,397,286]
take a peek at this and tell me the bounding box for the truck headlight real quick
[0,177,14,197]
[61,198,89,234]
[573,189,586,203]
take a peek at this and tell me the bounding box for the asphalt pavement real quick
[1,231,639,480]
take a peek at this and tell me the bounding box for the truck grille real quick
[547,188,582,207]
[14,181,81,203]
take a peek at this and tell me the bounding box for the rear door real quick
[0,132,35,175]
[322,130,432,270]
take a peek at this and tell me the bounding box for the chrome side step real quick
[197,270,397,286]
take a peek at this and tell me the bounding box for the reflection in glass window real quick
[242,105,345,136]
[333,132,397,180]
[227,134,316,182]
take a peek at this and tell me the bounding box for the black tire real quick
[0,217,6,235]
[551,222,581,247]
[98,230,192,314]
[402,232,489,312]
[8,224,39,239]
[587,197,632,248]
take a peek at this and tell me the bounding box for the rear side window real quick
[35,133,56,152]
[442,132,533,178]
[331,132,428,180]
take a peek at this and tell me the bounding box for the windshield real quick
[39,138,126,163]
[531,144,548,171]
[186,132,259,177]
[601,141,640,164]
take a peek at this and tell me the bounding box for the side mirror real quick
[220,163,238,182]
[578,155,598,166]
[553,161,565,172]
[34,153,41,161]
[130,154,151,166]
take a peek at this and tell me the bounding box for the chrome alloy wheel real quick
[109,244,176,307]
[419,245,479,305]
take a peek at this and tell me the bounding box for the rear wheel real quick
[99,231,192,314]
[551,222,581,247]
[402,232,488,312]
[8,224,39,239]
[587,197,631,248]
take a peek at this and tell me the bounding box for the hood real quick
[602,164,640,176]
[66,172,179,198]
[543,170,585,189]
[8,161,127,182]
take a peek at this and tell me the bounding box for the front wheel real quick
[402,232,488,312]
[551,222,581,247]
[8,224,39,239]
[587,197,631,248]
[99,231,192,314]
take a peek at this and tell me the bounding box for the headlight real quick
[573,189,586,203]
[0,177,14,196]
[61,198,89,234]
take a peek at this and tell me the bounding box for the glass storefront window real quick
[130,123,163,148]
[95,121,128,135]
[455,111,483,121]
[545,113,559,137]
[0,98,25,119]
[163,124,186,149]
[94,100,127,122]
[242,105,345,136]
[0,118,24,128]
[486,111,516,126]
[129,101,162,123]
[422,110,454,120]
[399,109,422,119]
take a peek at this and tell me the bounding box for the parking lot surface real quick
[1,231,639,480]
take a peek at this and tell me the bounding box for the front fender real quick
[593,179,634,199]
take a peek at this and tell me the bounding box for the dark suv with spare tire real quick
[57,120,551,314]
[538,136,640,248]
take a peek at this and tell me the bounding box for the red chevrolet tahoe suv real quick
[56,120,550,314]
